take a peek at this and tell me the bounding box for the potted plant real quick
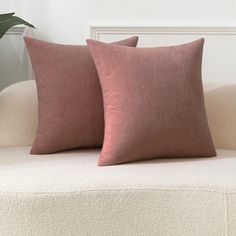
[0,12,35,38]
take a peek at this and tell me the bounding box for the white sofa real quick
[0,80,236,236]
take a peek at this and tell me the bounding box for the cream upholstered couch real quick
[0,80,236,236]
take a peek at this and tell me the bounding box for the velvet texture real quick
[24,36,138,154]
[87,38,216,166]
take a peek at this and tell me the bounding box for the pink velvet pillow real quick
[87,38,216,166]
[24,36,138,154]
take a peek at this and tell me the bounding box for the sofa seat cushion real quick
[0,147,236,236]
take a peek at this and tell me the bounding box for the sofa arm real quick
[204,83,236,150]
[0,80,37,146]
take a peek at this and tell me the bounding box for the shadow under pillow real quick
[87,38,216,166]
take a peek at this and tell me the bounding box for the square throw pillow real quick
[87,38,216,166]
[24,36,138,154]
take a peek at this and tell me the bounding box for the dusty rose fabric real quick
[24,36,138,154]
[87,38,216,166]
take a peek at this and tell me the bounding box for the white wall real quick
[0,0,236,89]
[1,0,236,43]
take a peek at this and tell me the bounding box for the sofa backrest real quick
[0,80,37,147]
[0,80,235,150]
[204,83,236,150]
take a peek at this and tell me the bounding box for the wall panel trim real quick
[6,26,25,36]
[90,26,236,40]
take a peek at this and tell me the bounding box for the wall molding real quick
[5,26,25,36]
[90,26,236,40]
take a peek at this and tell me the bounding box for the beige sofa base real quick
[0,147,236,236]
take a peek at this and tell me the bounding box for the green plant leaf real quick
[0,15,35,39]
[0,12,15,21]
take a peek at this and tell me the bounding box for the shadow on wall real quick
[0,34,30,91]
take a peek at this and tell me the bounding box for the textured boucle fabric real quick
[0,147,236,235]
[0,80,37,146]
[205,84,236,150]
